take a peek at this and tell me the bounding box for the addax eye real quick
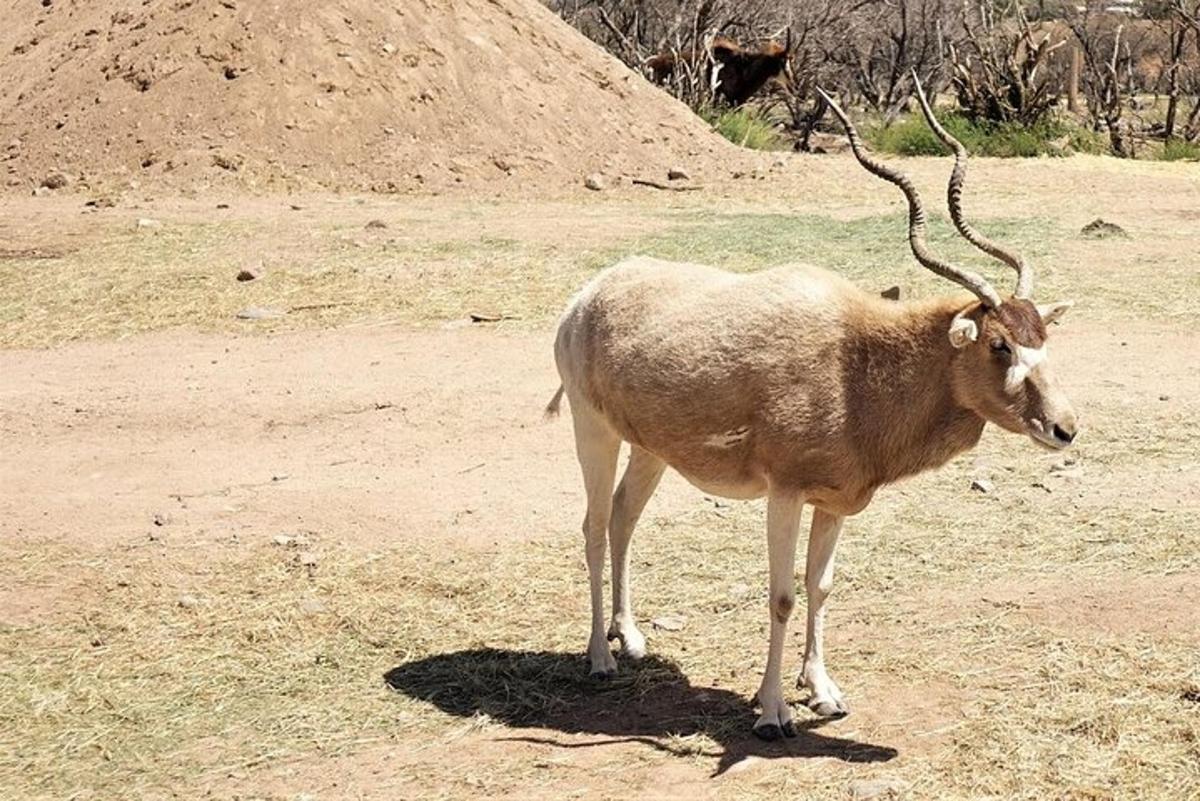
[990,339,1011,355]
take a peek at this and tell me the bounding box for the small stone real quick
[364,219,388,229]
[382,42,396,54]
[1159,394,1170,401]
[1080,218,1129,239]
[235,306,285,320]
[651,616,686,631]
[299,597,327,615]
[880,285,902,301]
[1050,456,1079,472]
[153,513,169,526]
[728,582,752,599]
[1050,467,1084,480]
[849,777,911,800]
[178,594,200,609]
[212,152,241,171]
[136,217,161,229]
[272,534,294,547]
[41,172,69,189]
[723,755,763,775]
[235,266,262,282]
[667,167,690,181]
[32,186,52,197]
[970,477,995,494]
[584,173,607,191]
[297,551,318,567]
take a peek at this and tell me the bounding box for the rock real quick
[382,42,396,54]
[849,777,911,800]
[970,477,995,494]
[136,217,162,230]
[212,152,241,171]
[272,534,294,547]
[299,597,327,615]
[651,615,686,631]
[153,513,170,527]
[178,594,200,609]
[32,186,52,197]
[298,551,319,567]
[235,265,262,282]
[1081,218,1129,239]
[1050,456,1079,472]
[41,172,69,189]
[1159,394,1170,401]
[723,756,764,775]
[667,167,690,181]
[235,306,285,320]
[584,173,607,191]
[880,285,902,301]
[364,219,388,229]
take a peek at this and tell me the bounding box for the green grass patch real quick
[866,112,1106,158]
[702,106,782,150]
[1159,138,1200,161]
[619,211,1061,298]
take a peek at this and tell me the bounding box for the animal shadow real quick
[384,648,896,775]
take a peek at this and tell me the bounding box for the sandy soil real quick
[2,315,1197,798]
[0,0,732,195]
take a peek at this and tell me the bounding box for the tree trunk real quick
[1067,45,1081,113]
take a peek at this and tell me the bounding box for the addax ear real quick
[948,311,979,349]
[1037,300,1073,326]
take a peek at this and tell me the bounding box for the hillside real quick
[0,0,732,195]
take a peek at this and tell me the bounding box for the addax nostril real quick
[1052,424,1076,444]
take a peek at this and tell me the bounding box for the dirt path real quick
[3,316,1194,560]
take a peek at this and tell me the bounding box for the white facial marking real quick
[1006,345,1047,393]
[704,426,750,448]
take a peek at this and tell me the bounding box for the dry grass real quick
[2,405,1197,799]
[1,187,1195,348]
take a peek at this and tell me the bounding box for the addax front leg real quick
[753,490,804,740]
[799,508,848,717]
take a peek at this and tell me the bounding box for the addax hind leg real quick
[607,445,666,661]
[797,508,848,717]
[569,399,622,677]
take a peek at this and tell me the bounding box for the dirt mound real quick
[0,0,733,195]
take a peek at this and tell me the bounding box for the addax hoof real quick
[753,723,782,741]
[808,698,849,718]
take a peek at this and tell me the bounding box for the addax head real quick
[949,298,1078,450]
[819,73,1079,449]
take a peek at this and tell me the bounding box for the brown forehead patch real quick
[990,298,1046,347]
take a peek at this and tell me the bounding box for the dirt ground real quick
[0,0,730,195]
[2,156,1199,800]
